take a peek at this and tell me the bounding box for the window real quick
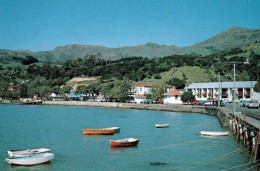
[175,95,178,99]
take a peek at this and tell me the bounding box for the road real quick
[224,103,260,119]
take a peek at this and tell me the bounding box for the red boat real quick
[109,138,139,147]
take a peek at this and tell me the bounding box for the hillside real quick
[142,66,218,86]
[0,27,259,65]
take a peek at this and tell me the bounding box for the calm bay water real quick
[0,104,256,170]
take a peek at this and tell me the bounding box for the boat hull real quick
[106,127,120,133]
[82,129,115,135]
[110,138,139,147]
[200,131,229,136]
[155,124,170,128]
[7,148,51,157]
[5,153,54,166]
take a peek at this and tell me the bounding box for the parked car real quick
[239,100,248,107]
[198,101,207,105]
[204,100,214,106]
[124,99,134,103]
[156,100,164,104]
[223,99,232,103]
[191,100,199,105]
[248,100,259,109]
[143,99,156,104]
[245,100,251,107]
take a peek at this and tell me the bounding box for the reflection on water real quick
[109,146,139,153]
[7,162,53,171]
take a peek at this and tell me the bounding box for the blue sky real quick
[0,0,259,51]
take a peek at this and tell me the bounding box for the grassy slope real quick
[143,66,218,87]
[225,42,260,59]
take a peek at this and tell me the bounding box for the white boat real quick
[200,131,229,136]
[7,148,51,157]
[106,127,120,132]
[155,124,170,128]
[5,153,54,166]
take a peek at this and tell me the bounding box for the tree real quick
[181,91,195,102]
[254,81,260,92]
[19,83,28,97]
[150,84,165,100]
[167,77,186,89]
[0,80,9,98]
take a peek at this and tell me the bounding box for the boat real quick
[7,148,51,157]
[200,131,229,136]
[5,153,54,166]
[82,128,115,135]
[105,127,120,132]
[109,138,139,147]
[155,124,170,128]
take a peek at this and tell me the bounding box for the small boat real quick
[5,153,54,166]
[110,138,139,147]
[200,131,229,136]
[82,128,115,135]
[105,127,120,132]
[7,148,51,157]
[155,124,170,128]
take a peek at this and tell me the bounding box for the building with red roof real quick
[163,89,183,104]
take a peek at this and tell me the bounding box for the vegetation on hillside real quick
[0,47,259,100]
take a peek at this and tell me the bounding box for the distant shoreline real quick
[42,101,208,114]
[0,100,210,114]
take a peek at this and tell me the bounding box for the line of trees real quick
[0,49,259,100]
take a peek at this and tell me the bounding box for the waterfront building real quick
[163,89,183,104]
[132,82,174,95]
[184,81,257,101]
[131,82,174,103]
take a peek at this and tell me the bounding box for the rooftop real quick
[185,81,257,89]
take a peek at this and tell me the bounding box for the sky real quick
[0,0,259,52]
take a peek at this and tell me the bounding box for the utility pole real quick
[226,61,249,115]
[218,72,220,107]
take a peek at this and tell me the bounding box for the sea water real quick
[0,104,256,170]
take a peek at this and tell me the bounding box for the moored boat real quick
[5,153,54,166]
[7,148,51,157]
[82,128,115,135]
[155,124,170,128]
[105,127,120,132]
[200,131,229,136]
[109,138,139,147]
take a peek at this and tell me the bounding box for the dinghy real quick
[155,124,170,128]
[82,128,115,135]
[110,138,139,147]
[5,153,54,166]
[7,148,51,157]
[200,131,229,136]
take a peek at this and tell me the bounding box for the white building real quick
[163,89,183,104]
[132,82,174,95]
[131,82,174,103]
[185,81,257,101]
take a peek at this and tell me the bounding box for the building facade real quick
[132,82,174,95]
[163,89,183,104]
[184,81,257,101]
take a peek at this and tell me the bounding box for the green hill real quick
[143,66,219,87]
[1,27,259,65]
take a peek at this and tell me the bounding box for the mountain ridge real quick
[1,27,259,64]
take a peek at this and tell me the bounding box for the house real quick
[163,89,183,104]
[132,82,175,103]
[184,81,257,101]
[133,94,146,104]
[68,90,84,101]
[132,82,174,95]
